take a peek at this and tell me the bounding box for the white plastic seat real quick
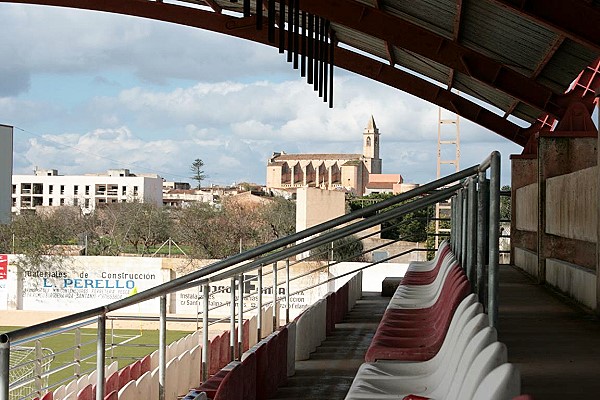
[358,298,484,380]
[118,380,139,400]
[452,342,508,400]
[405,240,450,272]
[472,363,521,400]
[346,316,494,399]
[386,258,459,310]
[136,371,152,399]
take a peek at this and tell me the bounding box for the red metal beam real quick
[491,0,600,53]
[0,0,527,145]
[296,0,566,119]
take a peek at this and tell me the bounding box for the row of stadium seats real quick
[345,242,525,400]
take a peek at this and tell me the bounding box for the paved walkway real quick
[498,265,600,398]
[271,293,388,400]
[270,266,600,400]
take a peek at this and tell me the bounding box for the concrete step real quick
[270,293,388,400]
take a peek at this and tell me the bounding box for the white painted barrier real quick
[286,321,296,377]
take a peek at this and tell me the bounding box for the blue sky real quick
[0,3,528,186]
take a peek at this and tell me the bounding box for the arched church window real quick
[366,137,371,147]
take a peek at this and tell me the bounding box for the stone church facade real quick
[266,116,383,195]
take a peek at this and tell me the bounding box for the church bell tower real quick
[363,115,382,173]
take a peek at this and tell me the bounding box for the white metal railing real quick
[0,152,501,400]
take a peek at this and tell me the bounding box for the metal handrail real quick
[0,151,501,400]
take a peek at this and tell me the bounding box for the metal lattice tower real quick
[435,106,460,248]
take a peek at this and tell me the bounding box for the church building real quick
[266,116,383,195]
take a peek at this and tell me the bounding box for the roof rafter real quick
[373,0,396,67]
[447,0,464,90]
[297,0,566,119]
[1,0,528,145]
[491,0,600,53]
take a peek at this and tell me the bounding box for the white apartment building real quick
[11,168,163,213]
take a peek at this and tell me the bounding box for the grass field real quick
[1,325,192,393]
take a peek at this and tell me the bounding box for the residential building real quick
[364,174,419,195]
[11,168,163,213]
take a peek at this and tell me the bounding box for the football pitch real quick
[1,325,192,391]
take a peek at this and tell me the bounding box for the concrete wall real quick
[0,125,13,224]
[546,166,597,242]
[546,258,596,310]
[514,247,538,278]
[510,134,598,311]
[296,188,345,232]
[515,184,538,232]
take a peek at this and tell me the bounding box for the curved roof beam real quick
[491,0,600,53]
[298,0,566,119]
[1,0,527,145]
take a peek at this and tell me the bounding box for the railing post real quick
[456,190,463,259]
[450,196,456,253]
[74,328,81,378]
[0,334,8,400]
[467,177,477,284]
[489,151,501,328]
[159,295,167,400]
[230,277,236,361]
[257,266,263,340]
[285,259,290,324]
[95,314,106,400]
[202,284,209,382]
[238,273,244,359]
[461,188,468,269]
[273,262,278,331]
[477,172,489,305]
[34,340,42,397]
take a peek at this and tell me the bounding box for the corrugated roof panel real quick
[512,103,543,123]
[460,0,558,75]
[453,72,533,118]
[332,23,390,62]
[392,48,451,86]
[536,39,599,93]
[383,0,456,39]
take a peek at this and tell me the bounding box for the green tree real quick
[190,158,207,189]
[500,185,511,221]
[348,193,432,242]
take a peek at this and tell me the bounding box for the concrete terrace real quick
[272,265,600,400]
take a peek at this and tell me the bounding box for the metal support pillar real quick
[95,314,106,400]
[488,152,501,328]
[455,191,462,259]
[451,197,456,253]
[257,266,263,340]
[467,177,477,284]
[285,259,290,324]
[238,274,244,359]
[159,295,167,400]
[272,262,278,331]
[230,277,236,361]
[461,189,468,269]
[477,172,489,305]
[201,284,209,382]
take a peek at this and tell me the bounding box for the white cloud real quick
[4,4,524,188]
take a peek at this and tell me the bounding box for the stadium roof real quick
[4,0,600,145]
